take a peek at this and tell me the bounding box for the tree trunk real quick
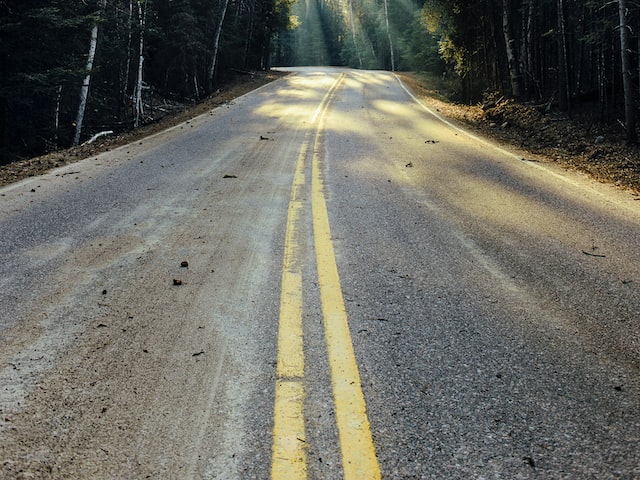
[619,0,637,143]
[525,0,537,99]
[54,85,63,148]
[502,0,523,98]
[557,0,570,112]
[133,0,146,128]
[122,0,133,118]
[193,70,200,100]
[348,0,363,69]
[73,0,107,145]
[208,0,231,92]
[598,49,607,124]
[242,11,255,69]
[489,11,500,91]
[383,0,395,71]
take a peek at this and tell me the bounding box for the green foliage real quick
[399,13,443,72]
[436,37,469,77]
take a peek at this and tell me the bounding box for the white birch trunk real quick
[122,0,133,108]
[208,0,231,91]
[193,72,200,100]
[383,0,395,71]
[54,85,62,147]
[73,0,107,145]
[133,0,146,128]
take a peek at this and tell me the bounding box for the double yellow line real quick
[272,74,381,479]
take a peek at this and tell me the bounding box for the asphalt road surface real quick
[1,67,639,479]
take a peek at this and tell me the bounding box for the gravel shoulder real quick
[399,73,640,196]
[0,71,286,188]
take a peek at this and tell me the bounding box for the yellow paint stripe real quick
[272,380,306,479]
[272,142,308,479]
[277,142,307,379]
[272,74,350,479]
[311,80,382,479]
[273,72,378,480]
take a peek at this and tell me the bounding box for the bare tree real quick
[208,0,231,92]
[73,0,107,145]
[133,0,147,128]
[619,0,637,142]
[502,0,523,98]
[383,0,395,71]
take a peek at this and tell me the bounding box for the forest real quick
[0,0,294,162]
[1,0,639,163]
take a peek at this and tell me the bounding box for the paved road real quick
[1,67,638,479]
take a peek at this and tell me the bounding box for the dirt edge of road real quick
[0,71,286,188]
[399,73,640,197]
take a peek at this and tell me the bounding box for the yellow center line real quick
[277,141,308,380]
[311,76,381,479]
[273,72,380,479]
[272,140,308,479]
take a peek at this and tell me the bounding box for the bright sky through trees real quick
[277,0,425,70]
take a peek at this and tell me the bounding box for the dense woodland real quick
[1,0,638,163]
[0,0,293,162]
[412,0,640,144]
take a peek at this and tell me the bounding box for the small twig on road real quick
[582,250,606,258]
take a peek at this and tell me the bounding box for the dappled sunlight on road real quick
[251,70,344,123]
[300,68,640,311]
[246,64,634,302]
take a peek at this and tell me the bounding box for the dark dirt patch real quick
[0,71,286,187]
[399,73,640,196]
